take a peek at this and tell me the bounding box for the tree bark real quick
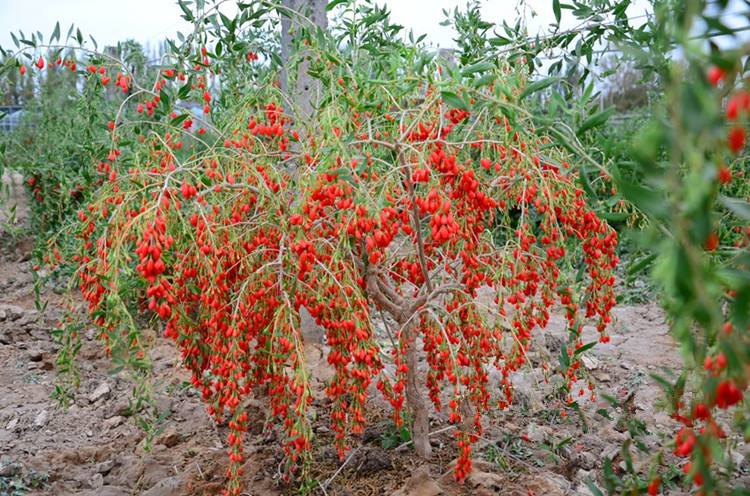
[404,320,432,458]
[280,0,328,119]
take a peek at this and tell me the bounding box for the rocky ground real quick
[0,172,746,496]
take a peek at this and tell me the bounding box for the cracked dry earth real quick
[1,171,747,496]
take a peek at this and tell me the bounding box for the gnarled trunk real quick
[403,320,432,458]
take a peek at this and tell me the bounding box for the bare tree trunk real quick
[280,0,327,119]
[404,321,432,458]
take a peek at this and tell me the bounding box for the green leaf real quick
[472,74,495,88]
[573,341,597,356]
[171,114,189,126]
[616,181,668,219]
[558,343,570,372]
[219,12,234,31]
[327,0,349,10]
[461,61,494,77]
[596,408,612,420]
[719,195,750,220]
[577,107,613,136]
[488,36,512,46]
[520,77,561,100]
[177,80,192,100]
[159,89,171,112]
[440,90,469,111]
[178,0,194,21]
[553,0,561,24]
[51,21,61,42]
[627,253,657,276]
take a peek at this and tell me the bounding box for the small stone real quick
[155,426,182,448]
[109,398,132,417]
[28,349,44,362]
[393,465,442,496]
[0,304,24,321]
[89,382,111,403]
[581,354,599,370]
[33,409,49,428]
[104,416,125,430]
[95,460,115,474]
[525,422,548,444]
[577,451,597,470]
[5,417,18,431]
[603,446,620,462]
[89,473,104,489]
[16,311,38,327]
[142,476,182,496]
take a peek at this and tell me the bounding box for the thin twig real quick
[321,447,360,490]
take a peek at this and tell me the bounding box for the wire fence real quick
[0,106,24,132]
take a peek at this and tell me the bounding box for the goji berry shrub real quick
[4,4,617,496]
[0,40,154,260]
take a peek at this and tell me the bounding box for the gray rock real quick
[155,426,182,448]
[577,451,598,470]
[88,473,104,490]
[16,311,39,327]
[95,460,116,475]
[0,304,24,321]
[27,349,44,362]
[393,465,442,496]
[5,417,19,431]
[33,409,48,428]
[142,476,183,496]
[525,422,549,444]
[89,382,111,403]
[103,416,125,430]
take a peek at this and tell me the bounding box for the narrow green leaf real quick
[577,107,613,136]
[520,77,561,100]
[440,90,469,111]
[616,180,668,219]
[327,0,348,11]
[558,343,570,372]
[573,341,597,356]
[178,0,194,21]
[719,195,750,219]
[627,253,657,276]
[51,21,61,42]
[461,61,494,77]
[553,0,561,23]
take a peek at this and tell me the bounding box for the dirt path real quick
[0,173,715,496]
